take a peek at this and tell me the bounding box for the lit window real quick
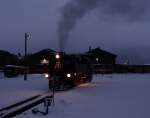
[96,57,99,62]
[41,58,48,64]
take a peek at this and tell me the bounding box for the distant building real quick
[20,49,55,65]
[0,50,18,69]
[86,47,117,65]
[20,49,56,73]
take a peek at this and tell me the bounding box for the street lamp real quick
[24,32,31,80]
[25,33,31,57]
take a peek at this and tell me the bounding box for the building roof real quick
[87,47,117,58]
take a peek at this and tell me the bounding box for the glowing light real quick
[55,54,60,59]
[41,58,48,64]
[44,74,49,78]
[74,73,77,76]
[78,83,97,87]
[96,57,99,62]
[67,73,71,78]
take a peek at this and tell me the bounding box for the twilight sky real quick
[0,0,150,64]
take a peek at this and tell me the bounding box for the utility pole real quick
[25,33,27,57]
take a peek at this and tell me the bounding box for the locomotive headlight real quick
[66,73,71,78]
[55,54,60,59]
[44,74,49,78]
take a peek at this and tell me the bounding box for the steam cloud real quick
[58,0,149,51]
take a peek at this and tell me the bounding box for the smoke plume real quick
[58,0,149,51]
[58,0,99,51]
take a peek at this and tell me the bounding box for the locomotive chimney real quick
[89,46,92,51]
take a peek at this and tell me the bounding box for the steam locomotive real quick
[47,53,92,90]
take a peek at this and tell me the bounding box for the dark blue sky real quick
[0,0,150,64]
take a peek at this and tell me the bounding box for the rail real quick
[0,92,53,118]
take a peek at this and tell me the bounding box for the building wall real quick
[89,55,116,65]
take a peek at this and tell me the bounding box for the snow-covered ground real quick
[17,74,150,118]
[1,73,150,118]
[0,73,49,108]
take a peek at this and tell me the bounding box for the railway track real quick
[0,92,53,118]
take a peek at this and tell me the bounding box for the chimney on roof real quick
[89,46,92,51]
